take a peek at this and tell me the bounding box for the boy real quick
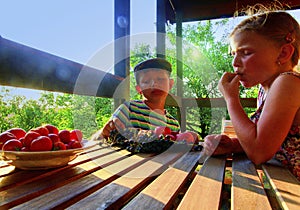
[94,58,180,140]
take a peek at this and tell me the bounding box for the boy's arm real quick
[91,118,125,141]
[91,120,114,140]
[100,120,116,139]
[91,103,129,141]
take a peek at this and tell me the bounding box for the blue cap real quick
[134,58,172,73]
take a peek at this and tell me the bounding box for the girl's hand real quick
[218,72,240,101]
[204,134,234,156]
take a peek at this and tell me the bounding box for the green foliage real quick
[0,87,113,139]
[131,44,155,67]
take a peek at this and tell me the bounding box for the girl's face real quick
[135,69,173,101]
[230,31,281,88]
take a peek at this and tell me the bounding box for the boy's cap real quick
[134,58,172,73]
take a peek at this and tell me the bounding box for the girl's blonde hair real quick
[230,9,300,67]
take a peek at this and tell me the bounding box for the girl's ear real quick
[277,43,295,64]
[135,85,142,94]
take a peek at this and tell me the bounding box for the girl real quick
[204,10,300,180]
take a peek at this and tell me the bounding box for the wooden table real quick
[1,143,300,209]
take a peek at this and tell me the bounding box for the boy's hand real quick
[101,120,116,139]
[91,118,125,141]
[91,120,115,141]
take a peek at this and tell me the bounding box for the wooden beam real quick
[166,97,257,108]
[0,36,123,98]
[166,0,300,23]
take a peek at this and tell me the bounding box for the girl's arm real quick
[227,74,300,164]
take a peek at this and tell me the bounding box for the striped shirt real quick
[112,100,180,132]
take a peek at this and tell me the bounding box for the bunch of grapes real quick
[106,128,203,154]
[106,128,136,148]
[106,128,171,153]
[127,135,175,153]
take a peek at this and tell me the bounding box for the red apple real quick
[30,136,53,151]
[53,141,66,151]
[171,131,179,137]
[176,132,195,144]
[19,137,25,144]
[24,131,41,147]
[68,140,82,149]
[21,146,30,151]
[0,132,17,149]
[70,129,83,142]
[45,124,59,135]
[7,128,26,140]
[31,126,49,136]
[48,133,61,144]
[2,139,23,151]
[154,126,172,137]
[58,130,71,144]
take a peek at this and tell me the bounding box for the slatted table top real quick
[0,143,203,209]
[2,143,299,210]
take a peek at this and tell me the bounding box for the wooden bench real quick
[1,145,299,209]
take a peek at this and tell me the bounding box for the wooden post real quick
[156,0,166,58]
[114,0,130,109]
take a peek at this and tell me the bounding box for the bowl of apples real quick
[0,125,97,170]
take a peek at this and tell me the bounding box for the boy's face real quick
[135,69,174,101]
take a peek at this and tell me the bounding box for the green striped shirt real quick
[112,100,180,132]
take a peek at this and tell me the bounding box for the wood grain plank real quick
[171,151,203,171]
[262,160,300,210]
[0,148,131,209]
[231,155,272,210]
[123,151,202,209]
[0,165,15,177]
[1,167,86,209]
[177,156,226,210]
[0,146,117,191]
[10,153,152,210]
[66,151,183,210]
[123,168,187,210]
